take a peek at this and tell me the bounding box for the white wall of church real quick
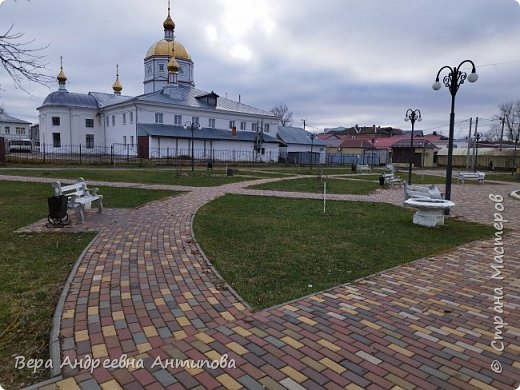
[39,107,104,152]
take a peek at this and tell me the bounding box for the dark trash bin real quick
[207,161,213,170]
[352,164,357,172]
[226,168,234,177]
[379,174,385,187]
[47,195,70,227]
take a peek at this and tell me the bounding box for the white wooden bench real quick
[356,164,371,173]
[404,183,443,200]
[381,172,403,188]
[52,178,103,223]
[457,171,485,184]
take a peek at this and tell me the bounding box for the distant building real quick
[277,126,326,164]
[0,112,32,143]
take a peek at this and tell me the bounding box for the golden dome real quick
[163,14,175,30]
[112,64,123,93]
[112,77,123,93]
[167,56,180,73]
[57,68,67,83]
[146,39,191,61]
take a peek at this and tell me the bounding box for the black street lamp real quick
[309,133,316,169]
[404,108,422,185]
[184,120,201,172]
[474,131,481,172]
[433,60,478,213]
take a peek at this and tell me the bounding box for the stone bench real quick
[52,178,103,223]
[404,183,443,200]
[356,164,371,173]
[457,171,485,184]
[381,172,403,188]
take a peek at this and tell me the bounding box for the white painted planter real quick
[510,190,520,200]
[404,198,455,227]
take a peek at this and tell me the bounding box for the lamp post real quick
[309,132,316,169]
[404,109,422,185]
[184,120,201,172]
[432,60,478,213]
[473,131,481,172]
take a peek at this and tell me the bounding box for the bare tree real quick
[492,100,520,142]
[0,24,52,91]
[271,103,293,126]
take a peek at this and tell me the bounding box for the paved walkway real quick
[2,175,519,390]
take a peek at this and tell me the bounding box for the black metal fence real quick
[5,144,276,166]
[6,143,391,167]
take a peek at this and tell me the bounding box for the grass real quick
[0,181,179,388]
[486,172,520,182]
[193,195,494,311]
[249,177,381,195]
[0,167,280,186]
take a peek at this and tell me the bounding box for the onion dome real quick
[112,64,123,94]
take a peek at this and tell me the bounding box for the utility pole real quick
[466,117,473,169]
[499,116,505,151]
[473,117,479,171]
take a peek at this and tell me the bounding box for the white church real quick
[37,4,282,162]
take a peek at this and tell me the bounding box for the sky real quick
[1,0,520,138]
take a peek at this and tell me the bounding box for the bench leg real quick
[97,196,104,214]
[74,205,85,223]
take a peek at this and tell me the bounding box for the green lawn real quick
[0,167,280,186]
[486,172,520,183]
[193,195,494,311]
[249,177,381,195]
[0,181,179,388]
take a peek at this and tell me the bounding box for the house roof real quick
[39,91,100,109]
[391,138,438,149]
[134,85,275,117]
[0,112,31,125]
[40,84,276,118]
[277,126,327,146]
[338,139,375,149]
[321,138,343,148]
[137,123,279,143]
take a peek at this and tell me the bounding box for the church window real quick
[240,121,246,131]
[52,117,60,126]
[52,133,61,147]
[86,134,94,149]
[209,118,215,128]
[130,136,134,146]
[122,113,126,125]
[130,112,134,123]
[252,123,258,132]
[4,126,10,134]
[105,117,109,127]
[229,120,235,129]
[85,119,94,128]
[16,127,25,135]
[174,114,182,125]
[192,116,199,126]
[112,116,116,126]
[123,136,127,145]
[155,113,163,124]
[159,64,165,72]
[146,65,152,76]
[264,124,270,133]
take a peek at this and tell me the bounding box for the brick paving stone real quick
[9,175,519,390]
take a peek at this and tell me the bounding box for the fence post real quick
[126,144,129,163]
[110,145,114,166]
[43,142,46,164]
[79,144,82,165]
